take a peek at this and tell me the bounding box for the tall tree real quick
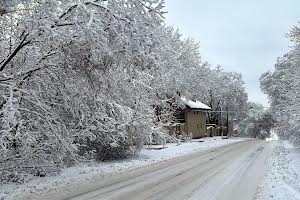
[260,23,300,144]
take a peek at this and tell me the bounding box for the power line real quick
[205,110,247,113]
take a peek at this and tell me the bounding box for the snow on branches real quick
[260,23,300,145]
[0,0,249,183]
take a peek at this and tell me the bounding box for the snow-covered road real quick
[48,140,270,200]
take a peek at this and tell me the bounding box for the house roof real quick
[181,97,211,110]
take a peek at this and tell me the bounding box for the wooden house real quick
[168,97,211,139]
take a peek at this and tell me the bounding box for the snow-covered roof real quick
[181,97,211,110]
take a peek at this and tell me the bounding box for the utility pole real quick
[220,102,223,139]
[226,106,229,137]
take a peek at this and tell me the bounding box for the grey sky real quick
[164,0,300,106]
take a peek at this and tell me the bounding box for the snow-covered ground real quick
[0,137,245,200]
[255,141,300,200]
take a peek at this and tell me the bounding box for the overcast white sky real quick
[164,0,300,106]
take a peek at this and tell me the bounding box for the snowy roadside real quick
[255,141,300,200]
[0,137,245,200]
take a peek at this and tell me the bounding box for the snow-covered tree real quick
[0,0,167,182]
[196,66,248,129]
[237,102,275,138]
[260,23,300,144]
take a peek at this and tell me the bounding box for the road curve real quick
[50,140,271,200]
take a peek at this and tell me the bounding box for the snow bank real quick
[255,141,300,200]
[0,137,245,200]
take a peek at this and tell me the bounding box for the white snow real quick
[0,137,245,200]
[255,141,300,200]
[181,97,211,110]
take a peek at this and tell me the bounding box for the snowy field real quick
[256,141,300,200]
[0,137,245,200]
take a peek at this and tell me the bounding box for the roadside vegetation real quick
[0,0,273,184]
[260,24,300,145]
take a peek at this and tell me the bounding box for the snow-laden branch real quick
[0,33,31,72]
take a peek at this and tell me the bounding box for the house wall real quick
[185,110,207,139]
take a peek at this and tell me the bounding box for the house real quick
[168,97,211,139]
